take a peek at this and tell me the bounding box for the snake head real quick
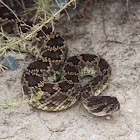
[85,96,120,116]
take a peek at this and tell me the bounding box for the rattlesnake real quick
[0,4,120,116]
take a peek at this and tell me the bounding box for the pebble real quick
[90,134,99,139]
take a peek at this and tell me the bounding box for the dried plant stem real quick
[1,0,76,51]
[0,0,20,20]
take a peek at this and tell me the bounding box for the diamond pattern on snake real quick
[0,4,120,116]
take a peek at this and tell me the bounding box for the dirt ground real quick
[0,1,140,140]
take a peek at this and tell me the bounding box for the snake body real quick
[0,4,120,116]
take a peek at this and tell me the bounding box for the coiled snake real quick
[0,4,120,116]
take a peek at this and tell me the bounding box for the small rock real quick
[90,134,99,139]
[105,116,111,120]
[128,109,133,113]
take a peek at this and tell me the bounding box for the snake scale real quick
[0,4,120,116]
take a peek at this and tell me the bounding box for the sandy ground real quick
[0,1,140,140]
